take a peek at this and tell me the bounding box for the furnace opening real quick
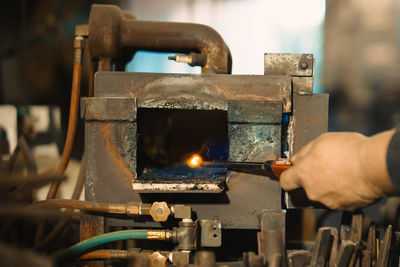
[136,108,229,182]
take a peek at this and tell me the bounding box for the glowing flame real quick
[187,154,202,168]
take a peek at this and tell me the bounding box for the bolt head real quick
[300,62,308,70]
[150,201,171,222]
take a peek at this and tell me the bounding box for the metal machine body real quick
[79,4,329,265]
[82,54,328,228]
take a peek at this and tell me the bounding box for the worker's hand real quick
[280,131,397,210]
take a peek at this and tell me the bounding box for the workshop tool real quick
[200,158,292,179]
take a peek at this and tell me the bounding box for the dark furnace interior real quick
[137,108,229,182]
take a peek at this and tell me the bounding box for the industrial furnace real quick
[74,5,329,265]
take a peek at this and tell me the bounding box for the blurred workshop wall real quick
[0,0,119,157]
[324,0,400,134]
[123,0,325,92]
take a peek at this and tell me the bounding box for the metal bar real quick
[309,228,332,267]
[376,225,392,267]
[366,224,377,265]
[335,240,356,267]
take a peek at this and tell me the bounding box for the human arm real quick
[280,129,398,210]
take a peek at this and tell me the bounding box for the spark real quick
[187,154,202,168]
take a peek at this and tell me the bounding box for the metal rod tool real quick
[200,158,292,179]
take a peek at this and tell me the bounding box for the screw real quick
[300,62,308,70]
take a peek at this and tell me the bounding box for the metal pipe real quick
[34,156,87,249]
[35,33,86,246]
[80,249,128,260]
[120,20,231,74]
[88,4,232,74]
[46,39,84,199]
[31,199,137,215]
[30,199,172,222]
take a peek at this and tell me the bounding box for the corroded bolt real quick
[148,251,167,267]
[149,201,171,222]
[300,62,308,70]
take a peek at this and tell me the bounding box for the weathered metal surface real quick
[100,171,281,229]
[85,121,137,202]
[194,251,216,266]
[327,227,339,267]
[376,225,392,267]
[84,119,281,227]
[309,228,332,267]
[171,251,189,266]
[85,70,284,228]
[228,101,282,123]
[81,97,137,121]
[335,240,356,267]
[360,250,371,267]
[259,210,286,266]
[94,72,292,112]
[292,76,314,95]
[287,250,311,267]
[131,183,223,193]
[172,205,191,219]
[366,224,377,265]
[195,171,281,228]
[228,124,280,162]
[80,215,105,267]
[243,252,264,267]
[289,93,329,160]
[147,251,167,267]
[260,210,286,232]
[176,220,197,250]
[88,4,231,74]
[199,219,222,247]
[264,53,314,77]
[285,94,329,208]
[149,202,171,222]
[257,229,285,266]
[350,213,363,243]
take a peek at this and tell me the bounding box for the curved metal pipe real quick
[88,4,232,74]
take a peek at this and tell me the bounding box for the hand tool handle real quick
[270,158,292,179]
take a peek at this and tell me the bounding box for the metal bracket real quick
[264,53,314,77]
[198,219,222,247]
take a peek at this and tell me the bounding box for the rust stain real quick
[98,122,135,183]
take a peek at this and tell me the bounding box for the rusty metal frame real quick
[82,72,288,229]
[81,53,329,231]
[77,5,330,264]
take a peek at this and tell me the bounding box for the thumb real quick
[279,167,301,191]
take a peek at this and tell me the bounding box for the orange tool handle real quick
[271,158,292,179]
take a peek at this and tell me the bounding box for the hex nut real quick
[149,201,171,222]
[148,251,167,267]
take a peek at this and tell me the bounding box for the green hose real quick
[53,230,148,262]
